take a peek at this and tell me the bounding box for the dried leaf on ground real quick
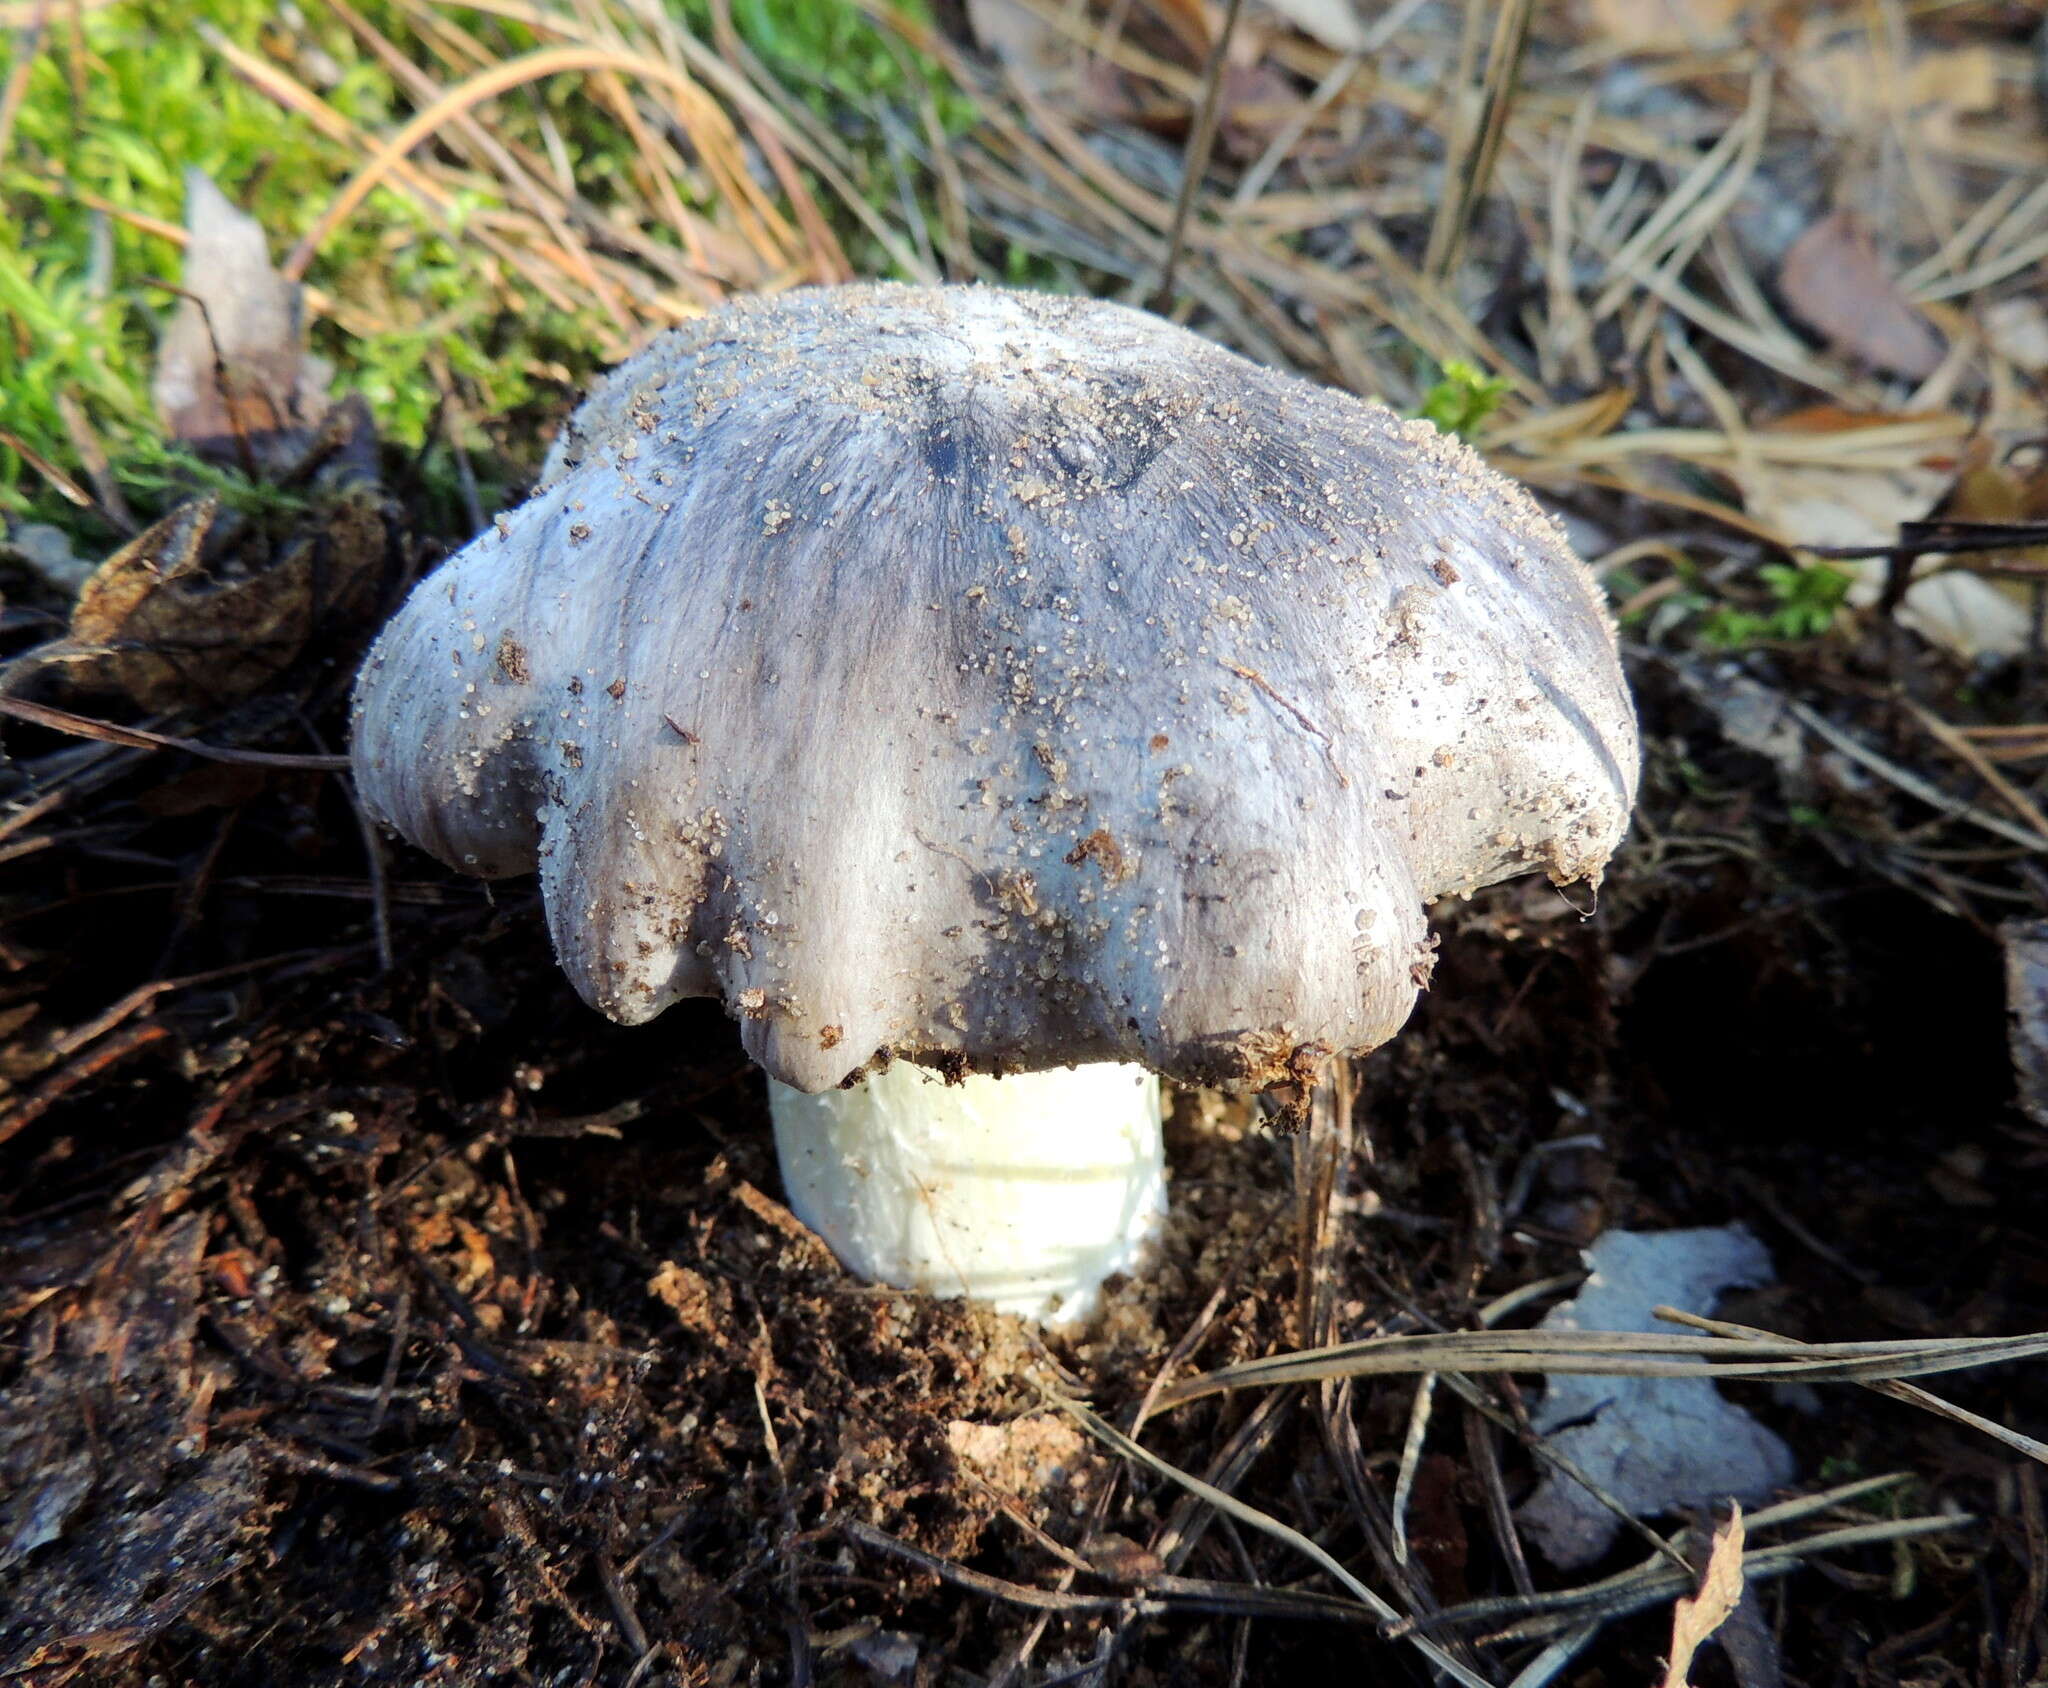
[63,476,387,710]
[966,0,1070,92]
[1790,43,2000,148]
[1583,0,1746,56]
[1726,423,2032,661]
[1929,437,2048,574]
[1517,1227,1795,1569]
[1779,211,1947,381]
[1660,1505,1746,1688]
[152,170,335,476]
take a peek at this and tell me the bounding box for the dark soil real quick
[3,512,2045,1687]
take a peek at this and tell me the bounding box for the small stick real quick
[1150,0,1246,312]
[0,695,350,770]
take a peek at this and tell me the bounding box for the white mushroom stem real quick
[768,1061,1167,1324]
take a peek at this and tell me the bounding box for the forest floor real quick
[6,2,2048,1684]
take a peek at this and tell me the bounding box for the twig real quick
[259,1437,403,1491]
[138,278,262,483]
[1149,0,1245,312]
[595,1554,651,1659]
[1424,0,1533,283]
[367,1284,411,1437]
[0,695,351,770]
[48,950,338,1062]
[845,1519,1136,1615]
[1780,695,2048,855]
[345,777,396,974]
[0,1019,172,1147]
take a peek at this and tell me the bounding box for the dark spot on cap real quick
[495,633,531,685]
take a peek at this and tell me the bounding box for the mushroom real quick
[351,283,1638,1322]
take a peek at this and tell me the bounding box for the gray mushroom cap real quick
[351,284,1637,1094]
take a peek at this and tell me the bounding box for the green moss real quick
[1699,562,1853,648]
[2,0,965,543]
[1413,358,1512,440]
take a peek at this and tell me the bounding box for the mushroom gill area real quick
[350,284,1638,1093]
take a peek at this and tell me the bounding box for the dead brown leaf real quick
[1937,436,2048,528]
[62,475,386,711]
[965,0,1069,93]
[1660,1503,1746,1688]
[1778,211,1947,380]
[152,170,333,477]
[1582,0,1746,56]
[1791,42,1999,148]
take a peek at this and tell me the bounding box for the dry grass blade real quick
[1391,1477,1931,1643]
[1588,67,1770,324]
[0,426,94,509]
[1780,696,2048,856]
[1142,1575,1381,1624]
[282,43,793,283]
[846,1520,1385,1628]
[320,0,637,333]
[844,1520,1135,1615]
[1422,0,1532,283]
[460,0,927,281]
[1505,1622,1601,1688]
[0,695,351,771]
[1056,1398,1499,1688]
[1151,1326,2048,1411]
[1656,1307,2048,1466]
[1904,702,2048,848]
[0,0,45,172]
[1389,1371,1436,1569]
[198,19,597,319]
[1150,0,1245,309]
[1432,1370,1695,1572]
[1148,1386,1293,1578]
[1437,1513,1971,1648]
